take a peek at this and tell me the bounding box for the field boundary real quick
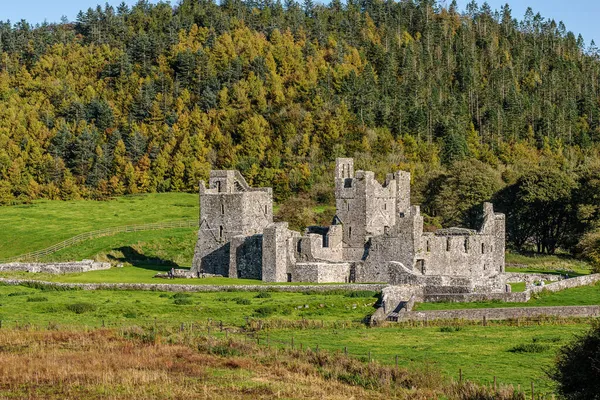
[0,278,388,293]
[404,305,600,321]
[0,220,199,263]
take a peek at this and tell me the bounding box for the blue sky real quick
[2,0,599,45]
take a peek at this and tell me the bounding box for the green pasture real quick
[0,193,198,259]
[0,284,378,327]
[264,323,588,395]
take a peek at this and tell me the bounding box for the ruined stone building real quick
[192,158,506,290]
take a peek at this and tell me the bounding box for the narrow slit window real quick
[384,203,387,210]
[347,202,350,211]
[426,241,430,252]
[219,226,223,239]
[221,203,225,215]
[464,238,469,252]
[264,205,268,214]
[481,243,485,254]
[348,226,352,239]
[216,181,221,192]
[446,237,451,251]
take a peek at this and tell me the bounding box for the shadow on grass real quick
[107,246,180,272]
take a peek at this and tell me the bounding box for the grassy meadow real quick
[0,193,198,259]
[0,280,590,396]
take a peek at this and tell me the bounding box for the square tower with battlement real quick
[334,158,411,260]
[192,170,273,277]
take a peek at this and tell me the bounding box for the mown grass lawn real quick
[0,193,198,259]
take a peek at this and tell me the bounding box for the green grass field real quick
[0,283,378,327]
[41,227,198,266]
[506,252,591,276]
[0,280,587,396]
[0,193,198,259]
[264,323,586,395]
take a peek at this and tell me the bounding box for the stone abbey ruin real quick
[192,158,507,294]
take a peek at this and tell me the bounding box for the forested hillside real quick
[1,0,600,255]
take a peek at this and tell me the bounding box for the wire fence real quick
[0,219,199,264]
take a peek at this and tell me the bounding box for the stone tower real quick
[191,170,273,276]
[334,158,411,260]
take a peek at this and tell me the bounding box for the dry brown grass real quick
[0,328,524,399]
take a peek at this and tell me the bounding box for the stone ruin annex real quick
[192,158,507,293]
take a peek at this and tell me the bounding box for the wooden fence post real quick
[459,368,462,383]
[395,355,398,370]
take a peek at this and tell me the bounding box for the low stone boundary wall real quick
[404,305,600,321]
[423,274,600,304]
[0,278,387,293]
[503,272,561,284]
[0,261,111,274]
[425,292,530,303]
[530,273,600,294]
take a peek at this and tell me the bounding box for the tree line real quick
[1,0,600,259]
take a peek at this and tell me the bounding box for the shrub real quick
[7,292,27,297]
[576,229,600,273]
[173,298,193,305]
[508,343,549,353]
[255,292,272,299]
[254,305,278,317]
[66,302,97,314]
[26,296,48,302]
[439,326,463,333]
[234,297,251,305]
[548,321,600,399]
[124,311,138,318]
[171,293,191,299]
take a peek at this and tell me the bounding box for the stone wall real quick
[0,278,387,293]
[229,234,263,279]
[0,260,111,274]
[529,273,600,294]
[293,262,351,283]
[404,305,600,321]
[503,272,561,284]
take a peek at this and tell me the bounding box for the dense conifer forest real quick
[2,0,600,256]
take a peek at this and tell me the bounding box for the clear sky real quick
[1,0,599,46]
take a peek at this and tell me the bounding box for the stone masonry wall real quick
[0,261,111,274]
[404,305,600,321]
[0,278,387,293]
